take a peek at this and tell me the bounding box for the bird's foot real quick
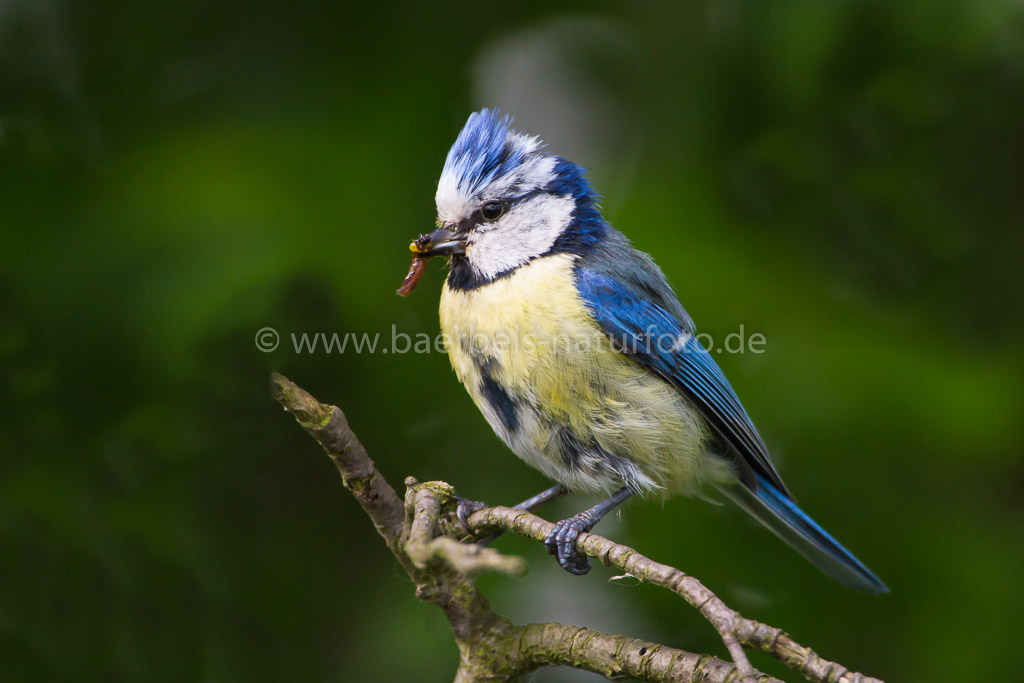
[455,495,488,532]
[544,511,599,575]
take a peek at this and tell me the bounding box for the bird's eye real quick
[481,201,506,221]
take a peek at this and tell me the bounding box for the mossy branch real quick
[271,372,883,683]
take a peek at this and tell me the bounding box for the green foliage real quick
[1,1,1022,681]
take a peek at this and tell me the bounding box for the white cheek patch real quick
[466,194,575,280]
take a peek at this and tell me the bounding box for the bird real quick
[410,108,887,593]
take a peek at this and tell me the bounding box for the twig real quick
[405,483,528,577]
[271,372,883,683]
[469,507,883,683]
[510,623,771,683]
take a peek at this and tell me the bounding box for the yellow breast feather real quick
[439,254,729,496]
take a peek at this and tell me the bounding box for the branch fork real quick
[271,372,882,683]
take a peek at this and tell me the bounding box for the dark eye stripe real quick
[459,189,546,231]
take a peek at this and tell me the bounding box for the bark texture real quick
[272,372,883,683]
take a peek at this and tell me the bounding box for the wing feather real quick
[575,265,790,498]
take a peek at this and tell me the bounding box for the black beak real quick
[410,227,467,258]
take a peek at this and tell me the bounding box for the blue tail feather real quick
[717,474,888,594]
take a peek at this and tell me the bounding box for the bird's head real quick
[419,109,605,288]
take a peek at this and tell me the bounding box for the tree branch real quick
[271,373,883,683]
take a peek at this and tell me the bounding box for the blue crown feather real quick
[442,109,542,196]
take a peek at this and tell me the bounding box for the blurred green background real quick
[2,1,1022,681]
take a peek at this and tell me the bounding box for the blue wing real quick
[574,265,788,496]
[574,264,888,593]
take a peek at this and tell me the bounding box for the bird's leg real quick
[468,483,573,548]
[545,487,634,575]
[512,483,569,512]
[457,484,569,539]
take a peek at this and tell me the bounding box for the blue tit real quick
[412,109,887,592]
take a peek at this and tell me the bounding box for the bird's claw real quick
[455,495,488,532]
[544,512,598,575]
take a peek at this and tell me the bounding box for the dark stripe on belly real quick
[479,366,519,433]
[556,428,589,471]
[555,426,644,492]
